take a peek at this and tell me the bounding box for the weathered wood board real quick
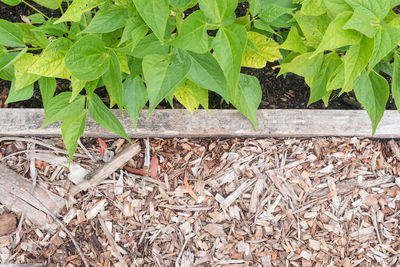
[1,108,400,138]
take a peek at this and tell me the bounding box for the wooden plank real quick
[1,108,400,138]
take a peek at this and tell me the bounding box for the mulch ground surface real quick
[1,136,400,266]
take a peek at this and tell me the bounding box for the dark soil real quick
[0,2,397,110]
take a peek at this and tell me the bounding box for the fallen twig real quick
[99,217,128,267]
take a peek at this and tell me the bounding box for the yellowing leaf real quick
[242,31,282,69]
[116,52,130,74]
[175,81,208,114]
[14,53,40,90]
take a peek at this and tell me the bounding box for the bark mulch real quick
[0,137,400,266]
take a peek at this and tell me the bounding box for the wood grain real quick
[0,213,17,236]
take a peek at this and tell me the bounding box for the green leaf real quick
[132,0,169,41]
[324,0,352,17]
[393,53,400,114]
[0,19,25,47]
[306,52,342,105]
[172,11,209,54]
[213,24,247,102]
[43,92,86,127]
[259,4,295,22]
[301,0,327,16]
[38,77,56,110]
[354,70,389,134]
[81,3,129,34]
[280,27,308,53]
[170,0,192,8]
[343,0,391,38]
[118,17,148,48]
[0,48,27,72]
[175,80,208,114]
[88,93,130,140]
[278,52,324,77]
[313,11,360,55]
[55,0,104,24]
[242,31,282,69]
[27,13,46,24]
[102,50,124,111]
[123,76,148,130]
[32,0,62,9]
[199,0,238,24]
[186,51,229,101]
[65,35,110,81]
[62,112,87,164]
[293,12,330,48]
[14,53,40,90]
[143,49,191,113]
[16,23,49,48]
[30,38,73,79]
[327,62,345,91]
[368,23,400,71]
[0,0,22,6]
[32,18,68,36]
[343,35,374,91]
[5,79,33,104]
[70,76,86,103]
[233,74,262,130]
[0,65,14,81]
[131,34,169,58]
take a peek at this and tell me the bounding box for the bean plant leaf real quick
[0,0,22,6]
[343,0,391,38]
[43,92,86,127]
[327,62,345,91]
[32,0,62,9]
[30,38,73,79]
[123,76,148,130]
[186,51,229,102]
[278,52,324,77]
[392,53,400,112]
[88,93,130,140]
[143,49,191,113]
[16,23,49,48]
[132,0,169,41]
[175,80,208,114]
[259,4,295,22]
[198,0,238,24]
[324,0,352,17]
[81,3,129,34]
[32,18,68,36]
[118,17,148,48]
[280,27,308,53]
[70,76,86,103]
[293,12,330,48]
[233,74,262,130]
[0,19,25,47]
[55,0,105,24]
[170,0,192,8]
[38,77,56,110]
[242,31,282,69]
[65,35,110,81]
[0,48,27,72]
[172,11,209,54]
[300,0,327,16]
[213,24,247,102]
[131,34,169,58]
[62,112,87,164]
[5,80,34,104]
[14,53,40,90]
[102,50,124,111]
[354,70,389,134]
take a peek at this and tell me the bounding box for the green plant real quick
[278,0,400,134]
[0,0,283,161]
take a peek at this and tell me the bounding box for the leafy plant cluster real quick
[0,0,400,161]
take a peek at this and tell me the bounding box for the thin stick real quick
[99,218,128,267]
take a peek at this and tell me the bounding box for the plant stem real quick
[7,47,42,52]
[59,4,64,15]
[21,0,49,20]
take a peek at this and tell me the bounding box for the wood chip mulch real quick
[1,137,400,267]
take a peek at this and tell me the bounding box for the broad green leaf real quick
[0,19,25,47]
[85,79,99,96]
[327,62,345,91]
[43,92,86,126]
[30,38,73,79]
[278,52,324,77]
[116,52,130,74]
[27,13,46,24]
[393,53,400,112]
[313,11,360,55]
[143,49,191,113]
[32,0,62,9]
[293,12,330,48]
[14,53,40,90]
[170,0,192,8]
[62,112,87,163]
[259,4,295,22]
[186,51,229,101]
[242,31,282,69]
[0,65,14,81]
[213,24,247,102]
[301,0,327,16]
[324,0,352,17]
[16,23,49,48]
[38,77,56,110]
[253,19,276,35]
[102,50,124,111]
[368,23,400,71]
[343,0,391,38]
[306,52,341,105]
[131,34,169,58]
[81,3,129,34]
[354,70,389,134]
[343,35,374,91]
[88,93,130,140]
[1,0,21,6]
[132,0,169,41]
[0,48,27,72]
[70,76,86,103]
[199,0,238,24]
[65,35,110,81]
[118,17,148,48]
[123,76,148,130]
[175,80,208,114]
[233,74,262,130]
[32,18,68,36]
[55,0,104,24]
[280,27,308,53]
[5,80,33,104]
[172,11,209,54]
[248,0,263,15]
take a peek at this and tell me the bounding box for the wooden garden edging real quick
[1,108,400,138]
